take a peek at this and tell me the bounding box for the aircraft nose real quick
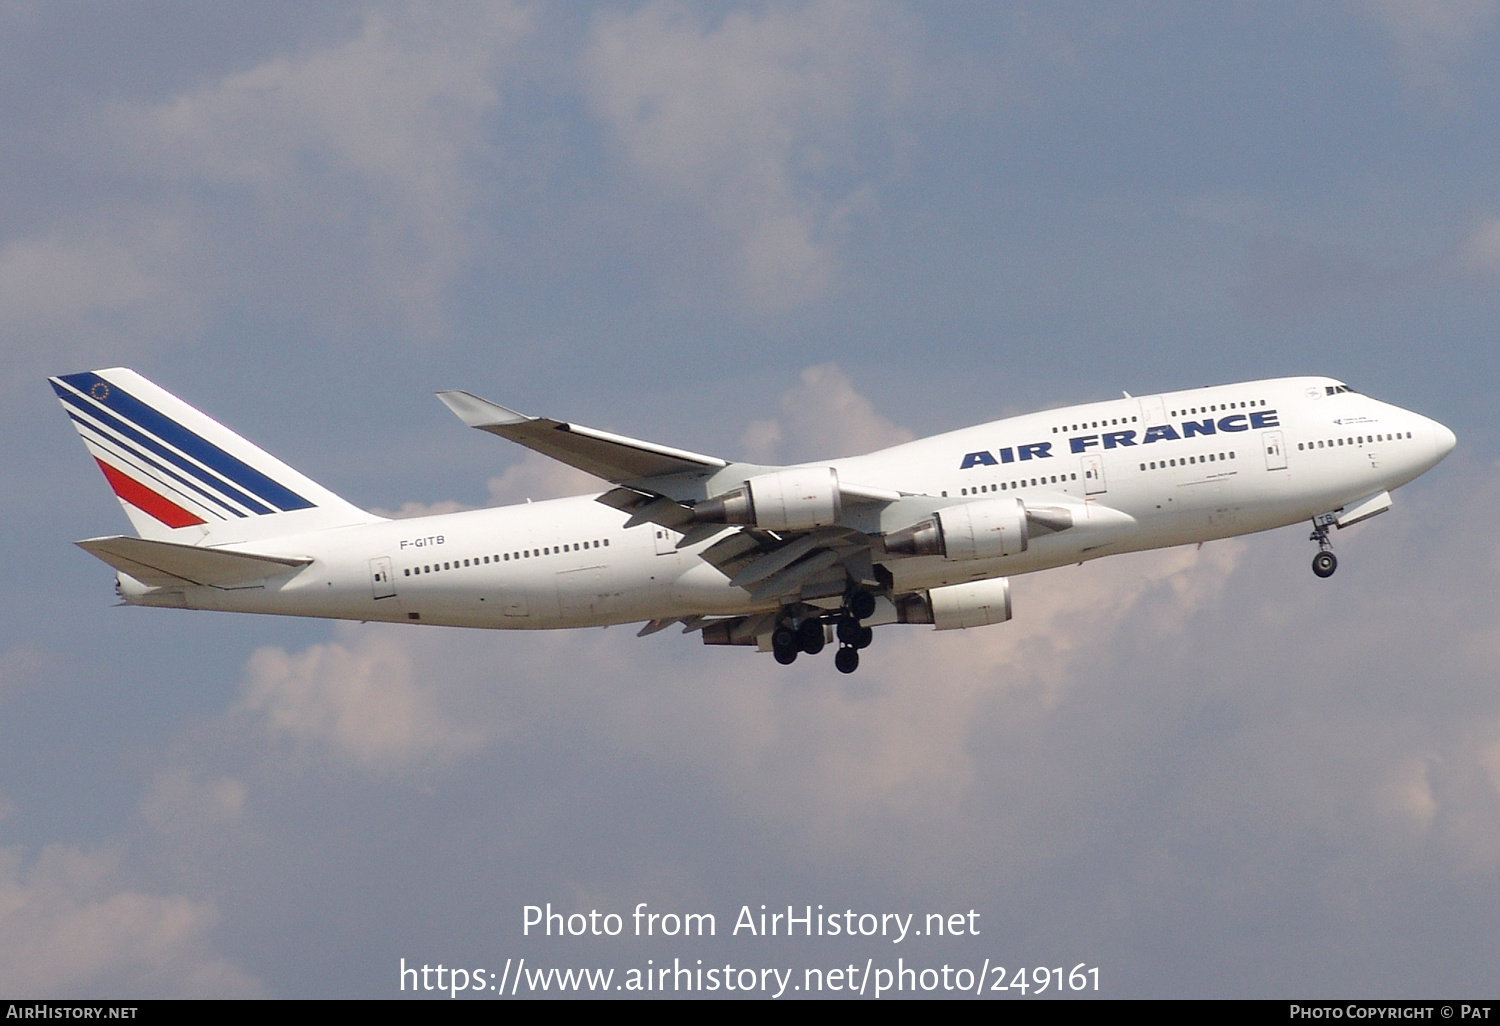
[1431,419,1457,461]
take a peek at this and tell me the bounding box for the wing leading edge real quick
[435,390,727,483]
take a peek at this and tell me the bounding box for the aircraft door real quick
[1262,431,1287,471]
[1081,455,1107,495]
[369,557,396,600]
[1139,395,1166,425]
[556,566,605,622]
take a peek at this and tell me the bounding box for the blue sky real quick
[2,1,1498,997]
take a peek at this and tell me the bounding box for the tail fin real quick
[50,368,382,544]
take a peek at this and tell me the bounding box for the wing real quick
[435,390,726,483]
[437,389,905,643]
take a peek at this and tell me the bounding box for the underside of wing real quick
[697,525,879,601]
[77,535,311,588]
[435,390,726,483]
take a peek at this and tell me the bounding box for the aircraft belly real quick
[670,560,767,615]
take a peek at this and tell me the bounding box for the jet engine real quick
[692,467,842,532]
[895,578,1013,630]
[884,497,1028,560]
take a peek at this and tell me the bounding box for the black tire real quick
[836,618,861,646]
[772,626,798,651]
[834,647,859,674]
[848,590,877,621]
[798,620,826,655]
[853,625,874,650]
[1311,551,1337,578]
[774,645,799,665]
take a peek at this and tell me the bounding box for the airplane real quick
[50,368,1456,674]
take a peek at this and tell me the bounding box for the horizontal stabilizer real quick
[76,535,311,588]
[435,390,726,483]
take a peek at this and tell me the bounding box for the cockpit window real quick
[1324,384,1357,395]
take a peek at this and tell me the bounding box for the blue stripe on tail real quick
[54,373,314,513]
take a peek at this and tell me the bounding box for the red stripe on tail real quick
[94,458,206,528]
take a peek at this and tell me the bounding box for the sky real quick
[2,0,1499,999]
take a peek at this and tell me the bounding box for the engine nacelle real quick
[692,467,842,531]
[895,578,1013,630]
[884,497,1028,560]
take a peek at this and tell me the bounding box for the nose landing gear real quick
[1309,514,1338,578]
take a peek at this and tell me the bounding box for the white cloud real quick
[584,1,913,311]
[0,218,200,389]
[0,644,52,708]
[141,770,247,836]
[369,453,607,518]
[236,629,485,770]
[607,543,1243,857]
[1382,754,1440,828]
[1462,217,1500,275]
[486,451,609,505]
[0,843,259,997]
[1356,0,1500,103]
[740,362,914,462]
[111,2,531,335]
[370,498,472,519]
[0,221,192,335]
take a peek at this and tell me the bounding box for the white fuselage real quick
[123,376,1454,630]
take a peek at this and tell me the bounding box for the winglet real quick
[435,390,531,429]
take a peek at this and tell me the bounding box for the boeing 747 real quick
[51,370,1455,673]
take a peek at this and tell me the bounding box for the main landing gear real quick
[770,588,877,673]
[1309,514,1338,579]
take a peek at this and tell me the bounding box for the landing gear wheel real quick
[834,647,860,674]
[836,618,862,646]
[853,625,873,650]
[772,625,797,651]
[774,645,799,665]
[798,619,826,655]
[1311,551,1338,578]
[848,590,877,621]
